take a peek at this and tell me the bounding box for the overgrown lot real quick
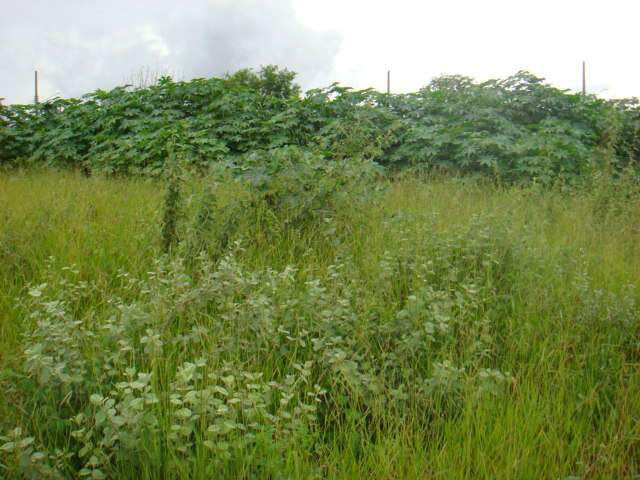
[1,66,639,182]
[1,169,639,479]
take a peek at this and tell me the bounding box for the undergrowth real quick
[0,170,639,478]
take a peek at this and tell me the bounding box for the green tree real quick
[225,65,301,99]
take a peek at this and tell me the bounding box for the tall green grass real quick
[1,170,639,479]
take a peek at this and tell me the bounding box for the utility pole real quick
[34,70,39,104]
[581,61,586,95]
[387,70,391,95]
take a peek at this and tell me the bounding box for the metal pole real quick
[582,61,586,95]
[34,70,39,104]
[387,70,391,95]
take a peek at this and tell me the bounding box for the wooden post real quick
[34,70,39,104]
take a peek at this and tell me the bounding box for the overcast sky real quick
[1,0,639,104]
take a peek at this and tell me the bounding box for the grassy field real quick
[1,170,639,479]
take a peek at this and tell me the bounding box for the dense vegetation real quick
[1,67,640,478]
[1,66,639,183]
[1,171,639,478]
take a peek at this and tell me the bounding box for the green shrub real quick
[2,68,639,183]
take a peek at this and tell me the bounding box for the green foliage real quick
[226,146,382,224]
[182,147,384,260]
[161,157,183,253]
[224,65,301,99]
[308,85,402,161]
[1,68,639,182]
[4,224,520,477]
[386,72,625,183]
[1,172,640,478]
[0,102,38,166]
[611,97,640,168]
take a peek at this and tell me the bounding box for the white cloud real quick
[0,0,341,103]
[137,25,171,58]
[293,0,640,98]
[1,0,638,103]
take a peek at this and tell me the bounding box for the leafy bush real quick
[1,67,639,182]
[180,147,384,260]
[386,72,624,183]
[3,216,524,477]
[224,65,301,99]
[2,172,640,477]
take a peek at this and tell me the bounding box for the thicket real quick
[1,171,640,478]
[3,64,640,478]
[1,67,638,183]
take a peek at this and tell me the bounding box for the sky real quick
[1,0,639,104]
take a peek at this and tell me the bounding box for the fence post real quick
[387,70,391,95]
[34,70,39,104]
